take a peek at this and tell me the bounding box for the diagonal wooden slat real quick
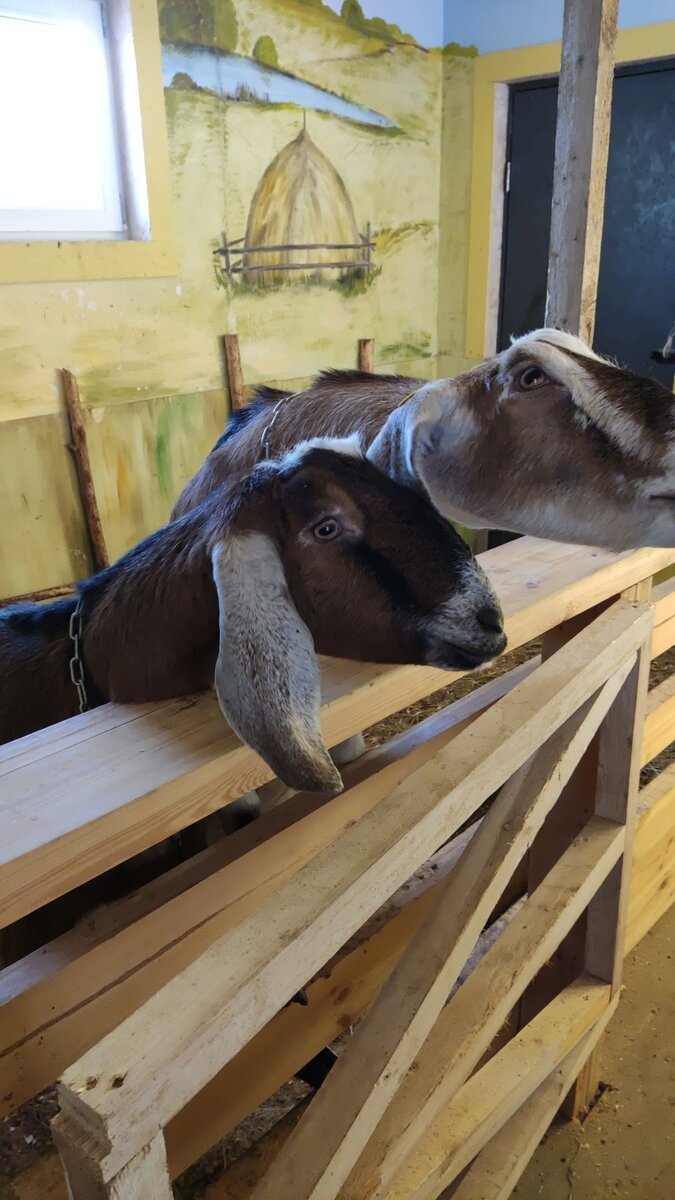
[53,601,649,1186]
[345,818,625,1200]
[451,997,620,1200]
[250,662,633,1200]
[383,976,615,1199]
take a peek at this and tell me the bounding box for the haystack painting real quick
[224,127,372,287]
[158,0,453,382]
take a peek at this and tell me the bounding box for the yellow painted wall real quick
[1,0,466,596]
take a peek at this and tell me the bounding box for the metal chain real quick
[68,596,89,714]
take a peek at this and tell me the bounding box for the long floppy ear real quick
[211,532,343,794]
[367,384,485,525]
[366,385,453,486]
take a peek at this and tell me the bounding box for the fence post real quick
[358,338,374,373]
[223,334,246,411]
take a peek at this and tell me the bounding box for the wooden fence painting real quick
[215,224,374,284]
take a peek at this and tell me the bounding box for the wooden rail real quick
[1,539,675,1200]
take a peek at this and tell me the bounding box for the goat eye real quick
[313,518,341,541]
[516,365,549,390]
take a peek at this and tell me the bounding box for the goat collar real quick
[68,594,104,715]
[260,391,301,459]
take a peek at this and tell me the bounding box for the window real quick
[0,0,174,280]
[0,1,134,239]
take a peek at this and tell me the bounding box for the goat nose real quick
[476,603,504,635]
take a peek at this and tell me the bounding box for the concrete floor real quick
[514,904,675,1200]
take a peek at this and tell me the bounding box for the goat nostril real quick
[476,604,504,635]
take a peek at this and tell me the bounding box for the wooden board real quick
[56,604,648,1180]
[83,388,226,562]
[0,664,529,1117]
[451,997,619,1200]
[2,540,671,929]
[343,818,624,1200]
[3,780,674,1199]
[251,668,631,1200]
[641,674,675,766]
[0,411,90,596]
[382,978,614,1200]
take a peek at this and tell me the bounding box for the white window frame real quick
[0,0,132,240]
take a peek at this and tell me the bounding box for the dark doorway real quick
[490,57,675,549]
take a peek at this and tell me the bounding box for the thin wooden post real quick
[545,0,618,342]
[358,338,374,373]
[223,333,246,410]
[0,583,74,607]
[61,370,109,572]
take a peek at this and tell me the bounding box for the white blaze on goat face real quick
[376,329,675,550]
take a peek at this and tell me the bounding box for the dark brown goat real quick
[1,442,504,792]
[173,330,675,551]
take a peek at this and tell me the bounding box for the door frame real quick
[465,22,675,361]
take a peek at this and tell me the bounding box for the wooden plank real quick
[383,978,614,1200]
[223,334,245,410]
[1,539,669,929]
[57,606,647,1179]
[3,784,672,1198]
[641,674,675,766]
[61,369,109,572]
[451,998,619,1200]
[651,576,675,657]
[586,642,650,992]
[0,661,532,1116]
[545,0,619,341]
[342,817,624,1200]
[358,338,375,372]
[626,765,675,953]
[54,1122,172,1200]
[251,667,632,1200]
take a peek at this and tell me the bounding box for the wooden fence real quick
[2,537,675,1199]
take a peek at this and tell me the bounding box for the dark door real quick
[491,58,675,548]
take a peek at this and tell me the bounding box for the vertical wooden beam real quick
[223,334,246,411]
[570,580,652,1112]
[545,0,618,342]
[358,338,374,373]
[61,369,109,572]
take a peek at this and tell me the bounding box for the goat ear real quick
[211,532,343,795]
[366,388,449,487]
[367,386,481,520]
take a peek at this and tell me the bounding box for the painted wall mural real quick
[158,0,447,350]
[0,0,478,595]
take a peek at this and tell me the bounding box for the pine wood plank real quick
[641,674,675,766]
[250,667,631,1200]
[383,978,614,1200]
[0,661,531,1117]
[3,783,672,1199]
[585,644,650,992]
[1,541,670,930]
[342,818,624,1200]
[54,1123,172,1200]
[57,605,648,1181]
[451,999,619,1200]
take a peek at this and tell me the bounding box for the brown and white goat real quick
[0,441,504,793]
[174,330,675,551]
